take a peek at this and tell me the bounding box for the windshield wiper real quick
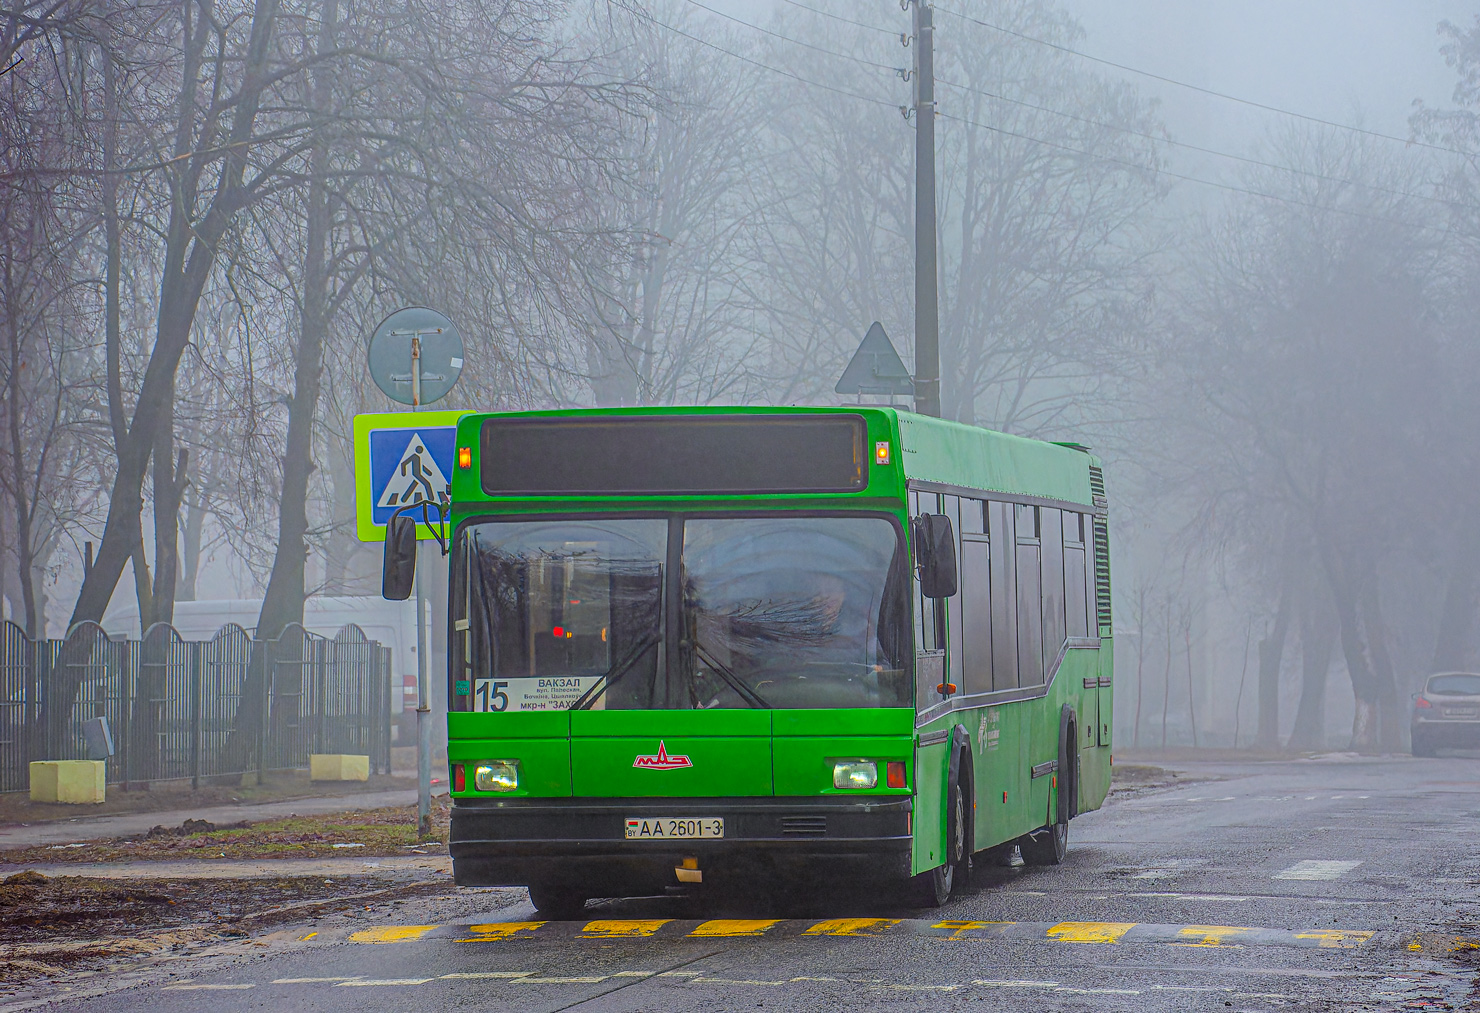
[570,634,659,710]
[691,642,772,709]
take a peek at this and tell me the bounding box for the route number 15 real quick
[474,679,509,712]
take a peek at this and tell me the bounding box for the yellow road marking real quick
[932,920,1013,940]
[690,977,789,986]
[299,932,318,941]
[334,978,433,986]
[440,972,533,979]
[1175,925,1257,947]
[803,918,901,937]
[348,925,438,944]
[1045,921,1137,944]
[689,919,783,938]
[1293,929,1375,948]
[580,920,670,938]
[455,921,546,941]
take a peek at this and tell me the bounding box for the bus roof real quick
[453,405,1100,508]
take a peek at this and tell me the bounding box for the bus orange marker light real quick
[457,446,472,469]
[1002,791,1007,803]
[886,761,906,788]
[937,682,957,695]
[875,441,891,465]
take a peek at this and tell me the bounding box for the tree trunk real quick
[1255,585,1292,750]
[2,250,39,638]
[175,485,206,602]
[1360,585,1402,752]
[1287,590,1335,752]
[225,0,338,774]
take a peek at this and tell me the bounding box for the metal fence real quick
[0,619,393,793]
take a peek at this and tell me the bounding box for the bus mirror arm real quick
[419,497,451,557]
[382,506,420,601]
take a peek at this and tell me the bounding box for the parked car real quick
[1411,672,1480,756]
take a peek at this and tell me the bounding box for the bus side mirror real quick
[914,513,958,599]
[382,514,417,600]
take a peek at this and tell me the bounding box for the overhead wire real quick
[931,2,1466,159]
[623,4,898,112]
[642,2,1454,236]
[690,0,1452,210]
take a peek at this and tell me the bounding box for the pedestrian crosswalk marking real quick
[1275,860,1362,881]
[1046,921,1137,943]
[803,918,901,936]
[348,925,438,943]
[690,919,783,937]
[341,916,1376,950]
[581,919,670,938]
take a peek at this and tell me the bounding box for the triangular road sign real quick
[375,433,451,509]
[835,321,913,395]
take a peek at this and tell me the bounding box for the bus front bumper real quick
[450,796,913,890]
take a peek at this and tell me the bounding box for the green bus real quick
[385,406,1112,915]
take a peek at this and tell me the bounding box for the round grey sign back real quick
[367,306,464,406]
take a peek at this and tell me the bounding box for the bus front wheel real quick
[912,775,966,906]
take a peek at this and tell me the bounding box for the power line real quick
[626,4,898,112]
[690,0,1458,212]
[932,3,1465,159]
[933,76,1457,213]
[681,0,898,72]
[935,107,1453,239]
[634,5,1453,236]
[779,0,897,38]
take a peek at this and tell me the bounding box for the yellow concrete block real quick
[309,754,370,781]
[29,760,106,803]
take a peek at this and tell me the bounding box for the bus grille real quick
[779,815,828,836]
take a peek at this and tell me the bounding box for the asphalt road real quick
[21,755,1480,1012]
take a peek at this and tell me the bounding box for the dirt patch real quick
[0,801,450,865]
[0,771,420,825]
[0,870,456,985]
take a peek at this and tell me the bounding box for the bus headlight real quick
[475,760,519,792]
[833,760,877,789]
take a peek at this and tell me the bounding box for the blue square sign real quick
[354,410,467,541]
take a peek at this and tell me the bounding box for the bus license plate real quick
[624,817,724,840]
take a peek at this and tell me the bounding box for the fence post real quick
[257,642,270,785]
[190,642,202,790]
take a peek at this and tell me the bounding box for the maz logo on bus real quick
[633,741,692,770]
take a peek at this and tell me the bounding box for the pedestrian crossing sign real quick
[353,410,469,541]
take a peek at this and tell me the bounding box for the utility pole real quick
[910,0,941,418]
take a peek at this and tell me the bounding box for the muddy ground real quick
[0,800,450,866]
[0,869,461,986]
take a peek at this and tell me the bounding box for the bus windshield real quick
[453,515,909,712]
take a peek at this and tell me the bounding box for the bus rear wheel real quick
[527,883,589,919]
[1020,820,1067,865]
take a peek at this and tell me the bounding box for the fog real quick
[6,0,1480,755]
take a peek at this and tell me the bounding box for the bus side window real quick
[1064,513,1090,639]
[1015,505,1044,686]
[943,496,964,697]
[1039,508,1065,676]
[961,501,991,696]
[988,501,1018,691]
